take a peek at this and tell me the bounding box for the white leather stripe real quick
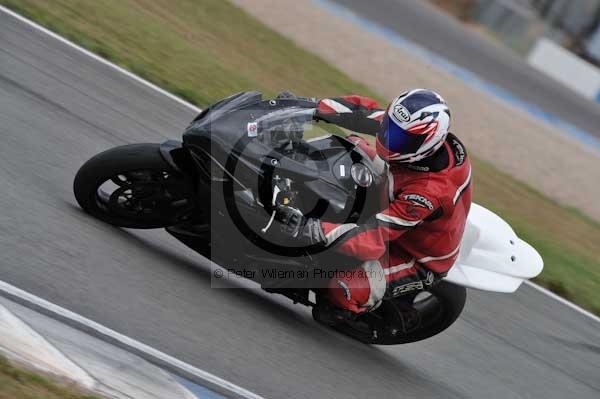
[453,165,472,204]
[418,244,461,264]
[324,223,358,246]
[384,258,416,275]
[367,110,385,119]
[372,155,386,176]
[376,213,421,227]
[322,99,352,113]
[362,260,387,309]
[387,166,395,202]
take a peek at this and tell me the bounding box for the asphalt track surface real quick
[1,10,599,399]
[329,0,600,139]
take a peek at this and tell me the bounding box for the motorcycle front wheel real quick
[73,144,194,229]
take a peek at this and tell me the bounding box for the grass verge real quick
[0,355,100,399]
[2,0,599,315]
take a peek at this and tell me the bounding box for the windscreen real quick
[251,107,358,151]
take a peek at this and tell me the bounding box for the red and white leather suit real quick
[316,96,472,313]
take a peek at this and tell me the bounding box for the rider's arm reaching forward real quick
[315,96,386,135]
[314,95,438,260]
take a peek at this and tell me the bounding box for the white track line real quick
[524,281,600,323]
[0,280,264,399]
[0,0,596,332]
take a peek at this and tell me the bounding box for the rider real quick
[276,89,472,323]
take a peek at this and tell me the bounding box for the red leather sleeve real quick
[320,187,440,261]
[316,96,385,135]
[338,95,383,110]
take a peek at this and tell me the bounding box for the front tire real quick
[74,144,193,228]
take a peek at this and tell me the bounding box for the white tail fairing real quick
[445,203,543,292]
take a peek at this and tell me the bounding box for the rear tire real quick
[324,281,466,345]
[74,144,193,229]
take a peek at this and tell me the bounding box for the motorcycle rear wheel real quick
[322,281,466,345]
[74,144,193,229]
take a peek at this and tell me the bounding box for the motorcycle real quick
[73,91,543,345]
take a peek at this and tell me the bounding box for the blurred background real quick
[434,0,600,101]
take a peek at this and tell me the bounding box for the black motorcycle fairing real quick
[183,92,383,214]
[191,91,262,124]
[171,92,389,258]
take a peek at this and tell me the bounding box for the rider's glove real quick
[275,205,326,245]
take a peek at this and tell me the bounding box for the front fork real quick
[159,140,210,222]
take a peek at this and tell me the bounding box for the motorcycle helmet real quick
[376,89,451,163]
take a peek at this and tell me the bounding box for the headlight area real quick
[351,163,373,187]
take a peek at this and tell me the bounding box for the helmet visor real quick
[378,114,427,156]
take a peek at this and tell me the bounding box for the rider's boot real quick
[312,301,358,326]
